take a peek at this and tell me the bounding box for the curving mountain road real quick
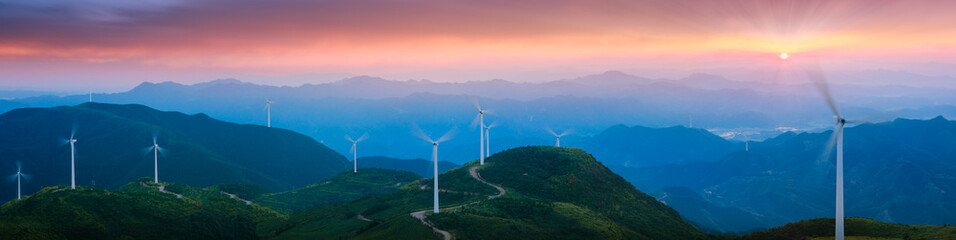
[469,166,506,199]
[220,191,252,205]
[409,166,506,240]
[140,181,182,198]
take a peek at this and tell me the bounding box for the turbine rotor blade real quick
[470,114,481,128]
[819,127,842,162]
[141,145,154,156]
[71,123,78,139]
[156,146,167,156]
[471,96,481,110]
[437,126,458,143]
[16,161,22,171]
[412,124,434,143]
[804,61,842,118]
[345,134,354,143]
[356,132,369,142]
[349,143,356,154]
[559,129,574,137]
[545,126,557,137]
[20,172,30,181]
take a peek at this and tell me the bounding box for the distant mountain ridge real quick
[1,71,955,164]
[357,156,459,178]
[0,103,350,203]
[582,124,741,168]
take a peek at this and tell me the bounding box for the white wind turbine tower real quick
[415,126,456,213]
[738,130,750,152]
[485,122,498,158]
[265,98,276,128]
[9,162,30,200]
[345,133,369,173]
[471,98,491,165]
[806,62,858,240]
[546,126,572,147]
[745,134,750,152]
[142,134,166,183]
[60,127,78,190]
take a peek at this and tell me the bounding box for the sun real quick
[779,53,789,60]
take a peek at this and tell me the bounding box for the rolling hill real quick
[256,168,423,213]
[0,103,350,203]
[738,218,956,240]
[263,146,707,239]
[0,178,286,239]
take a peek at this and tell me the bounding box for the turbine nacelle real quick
[834,116,846,125]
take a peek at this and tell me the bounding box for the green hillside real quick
[257,168,422,213]
[0,178,286,239]
[263,146,708,239]
[738,218,956,240]
[0,103,350,203]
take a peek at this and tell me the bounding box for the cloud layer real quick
[1,0,954,88]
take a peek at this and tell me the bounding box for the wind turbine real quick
[807,62,856,240]
[142,134,166,183]
[545,127,572,147]
[485,122,498,158]
[745,134,750,152]
[265,98,276,128]
[471,97,490,165]
[738,130,750,152]
[415,126,456,213]
[60,127,78,190]
[89,88,93,103]
[345,133,369,173]
[9,162,30,200]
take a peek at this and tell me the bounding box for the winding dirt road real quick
[357,214,374,222]
[409,166,507,240]
[220,191,252,205]
[140,181,182,198]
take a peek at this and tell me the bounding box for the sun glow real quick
[779,53,789,59]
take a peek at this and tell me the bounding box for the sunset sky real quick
[1,0,955,91]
